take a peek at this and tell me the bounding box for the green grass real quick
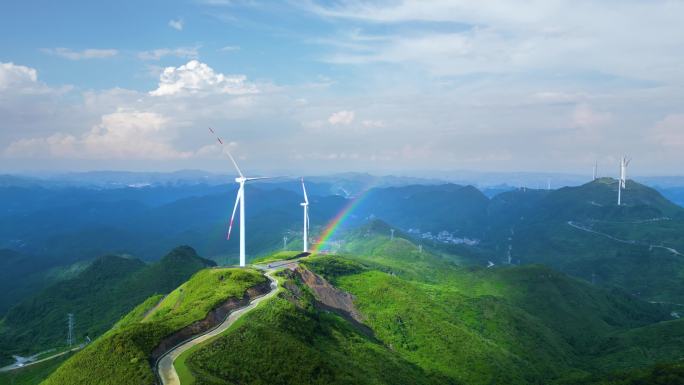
[251,251,303,264]
[173,291,279,385]
[481,179,684,304]
[40,267,266,385]
[143,268,265,330]
[0,246,215,363]
[300,239,677,385]
[565,361,684,385]
[0,353,74,385]
[181,272,454,385]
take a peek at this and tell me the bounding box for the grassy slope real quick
[182,272,455,385]
[301,231,677,384]
[0,353,74,385]
[0,246,214,364]
[490,179,684,303]
[566,361,684,385]
[41,268,266,385]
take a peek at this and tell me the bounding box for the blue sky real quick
[1,1,684,175]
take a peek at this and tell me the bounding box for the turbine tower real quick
[593,161,598,181]
[209,127,270,267]
[617,156,631,206]
[301,177,310,253]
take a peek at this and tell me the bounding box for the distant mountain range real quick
[1,173,684,319]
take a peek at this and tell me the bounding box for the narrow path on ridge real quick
[0,346,83,373]
[156,259,299,385]
[567,221,684,256]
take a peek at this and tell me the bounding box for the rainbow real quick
[311,187,374,253]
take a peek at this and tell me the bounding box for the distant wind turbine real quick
[301,177,310,253]
[209,127,270,267]
[593,161,598,181]
[617,156,631,206]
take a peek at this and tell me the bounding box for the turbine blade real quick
[208,127,243,177]
[301,177,309,204]
[245,176,273,181]
[227,186,242,240]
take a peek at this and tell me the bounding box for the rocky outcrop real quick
[295,266,364,323]
[149,280,271,362]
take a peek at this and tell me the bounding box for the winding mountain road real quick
[567,220,683,256]
[155,260,298,385]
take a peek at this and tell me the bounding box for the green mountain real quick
[358,184,490,236]
[170,232,682,385]
[0,246,215,365]
[42,267,267,385]
[482,178,684,303]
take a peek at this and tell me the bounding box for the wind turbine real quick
[209,127,269,267]
[593,161,598,181]
[617,156,631,206]
[301,177,310,253]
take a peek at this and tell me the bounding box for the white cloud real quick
[5,110,191,160]
[168,19,184,31]
[149,60,258,96]
[0,62,37,90]
[572,104,611,129]
[362,119,385,128]
[306,1,684,82]
[328,110,355,125]
[41,48,118,60]
[138,47,199,61]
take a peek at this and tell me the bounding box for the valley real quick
[1,175,684,385]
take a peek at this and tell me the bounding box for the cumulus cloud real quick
[328,110,355,125]
[149,60,258,96]
[0,62,37,90]
[138,47,199,61]
[41,47,118,60]
[5,110,192,160]
[168,18,184,31]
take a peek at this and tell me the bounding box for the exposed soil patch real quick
[293,266,375,338]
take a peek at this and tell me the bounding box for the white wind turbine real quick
[617,156,631,206]
[209,127,269,267]
[301,177,310,253]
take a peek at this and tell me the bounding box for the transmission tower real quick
[67,313,74,347]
